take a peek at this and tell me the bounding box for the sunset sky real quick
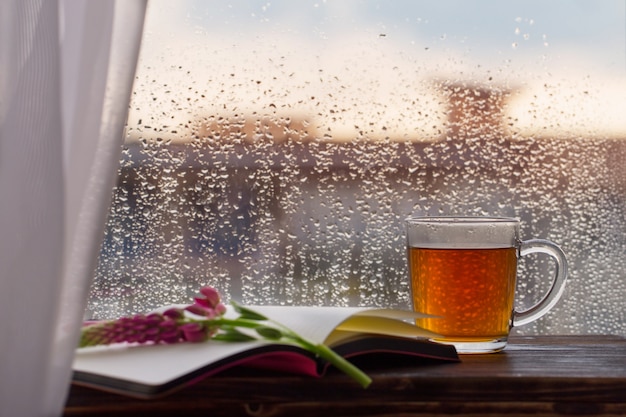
[129,0,626,140]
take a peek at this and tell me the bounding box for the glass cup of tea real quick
[406,216,568,354]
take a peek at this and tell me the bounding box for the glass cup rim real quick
[406,216,519,225]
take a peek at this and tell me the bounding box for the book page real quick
[238,306,439,347]
[73,305,437,394]
[246,305,368,343]
[325,316,439,347]
[73,306,365,390]
[74,339,268,387]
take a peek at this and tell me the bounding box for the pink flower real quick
[162,308,184,320]
[81,309,219,346]
[186,286,227,318]
[199,287,221,308]
[79,313,187,347]
[180,322,209,342]
[79,286,227,348]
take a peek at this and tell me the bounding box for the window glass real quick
[88,0,626,336]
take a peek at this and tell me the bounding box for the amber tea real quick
[409,246,517,341]
[406,217,568,354]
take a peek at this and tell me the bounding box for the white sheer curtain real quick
[0,1,146,416]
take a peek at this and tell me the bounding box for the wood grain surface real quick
[64,335,626,416]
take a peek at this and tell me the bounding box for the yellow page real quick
[247,306,438,347]
[326,309,440,346]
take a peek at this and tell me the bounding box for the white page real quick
[73,306,366,389]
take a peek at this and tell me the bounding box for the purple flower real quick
[180,322,210,342]
[199,287,221,308]
[80,313,191,347]
[162,308,184,320]
[185,286,227,318]
[79,286,226,348]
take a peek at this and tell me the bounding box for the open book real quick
[72,306,459,398]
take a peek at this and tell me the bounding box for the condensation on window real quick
[87,1,626,336]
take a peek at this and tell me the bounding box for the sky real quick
[132,0,626,139]
[156,0,626,68]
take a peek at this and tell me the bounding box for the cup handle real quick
[512,239,568,327]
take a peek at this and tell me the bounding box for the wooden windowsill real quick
[64,335,626,416]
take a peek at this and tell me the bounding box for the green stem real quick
[314,343,372,388]
[202,317,268,329]
[210,317,372,388]
[265,319,373,388]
